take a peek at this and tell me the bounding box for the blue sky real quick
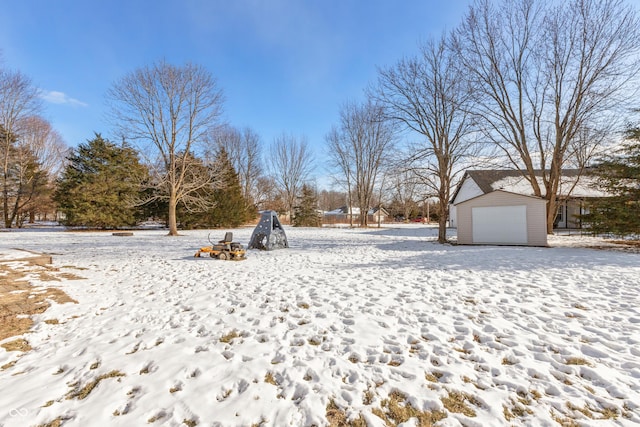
[2,1,471,167]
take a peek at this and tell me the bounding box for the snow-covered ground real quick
[1,225,639,426]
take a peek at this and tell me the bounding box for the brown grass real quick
[425,371,443,383]
[1,338,32,352]
[35,417,65,427]
[65,370,126,400]
[308,337,322,346]
[326,399,367,427]
[566,402,619,420]
[373,390,448,426]
[264,372,278,386]
[219,330,239,343]
[441,390,480,417]
[566,357,592,366]
[1,360,17,370]
[0,263,78,344]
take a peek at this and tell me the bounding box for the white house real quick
[323,206,389,224]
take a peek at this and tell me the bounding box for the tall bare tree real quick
[374,32,476,243]
[269,133,314,222]
[0,67,42,227]
[107,60,224,235]
[455,0,640,232]
[16,115,67,223]
[206,125,263,208]
[325,126,355,226]
[326,100,396,227]
[20,116,66,178]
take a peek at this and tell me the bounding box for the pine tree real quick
[210,147,254,227]
[292,184,321,227]
[180,148,253,228]
[54,133,147,228]
[582,126,640,237]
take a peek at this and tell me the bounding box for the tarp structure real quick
[248,210,289,250]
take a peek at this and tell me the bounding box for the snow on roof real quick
[456,169,611,199]
[490,173,610,198]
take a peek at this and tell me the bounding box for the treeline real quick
[3,0,640,238]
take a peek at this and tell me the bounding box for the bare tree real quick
[107,60,224,235]
[374,32,476,243]
[269,133,314,222]
[326,100,396,227]
[317,189,346,212]
[16,116,67,223]
[0,67,42,228]
[455,0,640,233]
[206,125,263,208]
[325,126,355,226]
[387,167,421,222]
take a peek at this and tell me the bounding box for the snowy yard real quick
[1,225,639,426]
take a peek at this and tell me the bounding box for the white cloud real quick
[41,90,88,107]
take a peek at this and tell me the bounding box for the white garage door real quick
[472,205,527,244]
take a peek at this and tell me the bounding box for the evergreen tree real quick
[582,126,640,236]
[54,133,147,228]
[292,184,321,227]
[180,147,253,229]
[210,147,253,227]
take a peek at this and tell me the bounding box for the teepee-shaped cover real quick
[248,210,289,250]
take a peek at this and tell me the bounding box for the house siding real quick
[449,177,484,228]
[456,191,547,246]
[455,177,484,204]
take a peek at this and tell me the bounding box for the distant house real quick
[449,169,607,245]
[323,206,389,224]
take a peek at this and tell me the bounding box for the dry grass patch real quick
[566,357,592,366]
[372,390,448,426]
[425,371,443,383]
[441,390,480,417]
[550,412,580,427]
[35,417,66,427]
[326,399,367,427]
[264,372,278,386]
[1,338,32,352]
[219,330,239,343]
[566,402,619,420]
[65,370,126,400]
[363,388,375,405]
[1,360,17,370]
[0,263,78,344]
[308,337,322,346]
[503,395,534,421]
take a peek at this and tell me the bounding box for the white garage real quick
[454,190,547,246]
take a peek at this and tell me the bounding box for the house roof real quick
[454,189,545,206]
[451,169,608,204]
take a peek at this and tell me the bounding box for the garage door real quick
[472,205,527,244]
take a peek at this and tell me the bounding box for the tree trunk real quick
[437,200,448,244]
[546,198,556,235]
[3,168,10,228]
[167,192,178,236]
